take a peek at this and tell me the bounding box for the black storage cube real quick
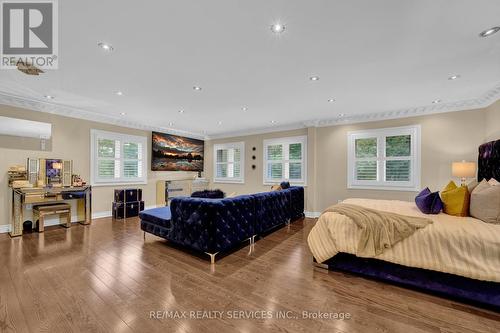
[125,189,142,202]
[112,202,125,219]
[114,189,142,203]
[112,201,144,219]
[114,190,125,203]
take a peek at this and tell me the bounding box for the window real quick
[347,125,420,191]
[213,142,244,183]
[91,129,147,186]
[263,135,307,185]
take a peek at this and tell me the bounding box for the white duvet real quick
[308,198,500,282]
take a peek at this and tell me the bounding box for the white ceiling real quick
[1,0,499,139]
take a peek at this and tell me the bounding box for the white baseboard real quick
[92,211,112,219]
[91,205,158,220]
[0,205,160,234]
[305,211,321,218]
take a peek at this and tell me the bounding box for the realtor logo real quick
[1,0,58,69]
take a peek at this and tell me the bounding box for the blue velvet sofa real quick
[140,186,304,263]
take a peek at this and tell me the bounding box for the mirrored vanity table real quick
[9,157,92,237]
[10,186,92,237]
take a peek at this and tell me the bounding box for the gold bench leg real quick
[61,212,71,228]
[38,214,44,233]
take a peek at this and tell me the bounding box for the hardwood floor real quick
[0,217,498,333]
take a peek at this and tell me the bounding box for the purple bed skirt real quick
[324,253,500,311]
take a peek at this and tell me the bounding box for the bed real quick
[308,139,500,310]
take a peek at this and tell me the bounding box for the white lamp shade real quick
[452,161,476,178]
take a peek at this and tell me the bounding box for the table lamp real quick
[452,160,476,186]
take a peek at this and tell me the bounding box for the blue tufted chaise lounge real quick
[140,186,304,263]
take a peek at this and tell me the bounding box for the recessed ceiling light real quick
[168,122,174,126]
[115,91,123,96]
[479,26,500,38]
[193,86,202,91]
[242,107,248,111]
[178,110,184,114]
[270,23,285,34]
[309,76,319,81]
[432,99,441,104]
[120,112,126,116]
[270,120,277,124]
[328,98,336,103]
[338,113,345,118]
[44,95,54,100]
[448,74,460,80]
[217,121,222,125]
[97,42,114,51]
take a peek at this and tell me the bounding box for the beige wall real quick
[2,100,499,228]
[314,109,486,211]
[485,100,500,142]
[207,107,497,213]
[0,105,199,227]
[205,128,311,206]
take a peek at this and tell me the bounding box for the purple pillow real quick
[415,187,443,214]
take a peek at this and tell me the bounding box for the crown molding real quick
[0,92,206,140]
[313,83,500,128]
[1,83,499,141]
[205,122,308,140]
[207,84,500,139]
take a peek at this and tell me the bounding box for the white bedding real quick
[308,198,500,282]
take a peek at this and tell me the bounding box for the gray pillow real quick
[470,180,500,224]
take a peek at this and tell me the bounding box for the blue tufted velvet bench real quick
[140,207,172,239]
[140,187,304,263]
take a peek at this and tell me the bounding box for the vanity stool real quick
[33,203,72,232]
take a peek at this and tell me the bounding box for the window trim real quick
[347,125,421,191]
[90,129,148,186]
[213,141,245,184]
[263,135,307,186]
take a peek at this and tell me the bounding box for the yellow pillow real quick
[441,181,469,217]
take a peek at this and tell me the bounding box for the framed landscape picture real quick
[151,132,204,171]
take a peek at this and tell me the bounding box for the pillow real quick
[280,181,291,189]
[470,180,500,224]
[271,185,282,191]
[467,180,479,193]
[488,178,500,186]
[415,188,443,214]
[191,189,225,199]
[440,181,469,217]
